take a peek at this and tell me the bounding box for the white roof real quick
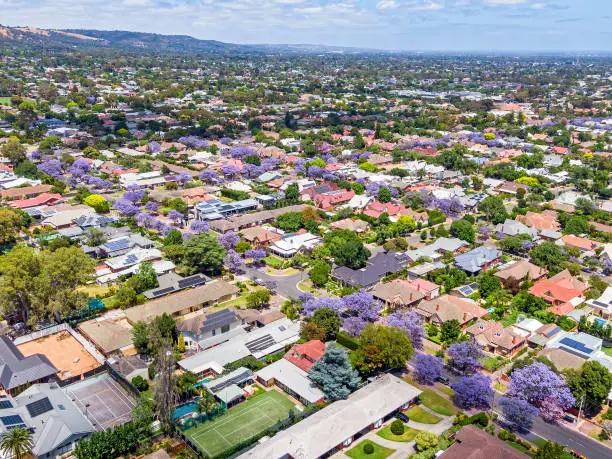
[239,374,421,459]
[513,318,544,334]
[256,359,324,404]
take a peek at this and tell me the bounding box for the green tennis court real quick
[184,389,296,457]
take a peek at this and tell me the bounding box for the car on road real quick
[395,412,409,423]
[437,375,450,385]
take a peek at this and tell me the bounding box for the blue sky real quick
[0,0,610,51]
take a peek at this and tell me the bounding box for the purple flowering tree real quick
[366,181,384,196]
[69,158,90,177]
[199,170,218,183]
[452,374,493,409]
[507,362,575,422]
[167,209,183,224]
[145,201,159,213]
[219,137,232,145]
[242,164,263,179]
[37,159,63,177]
[135,212,153,227]
[261,280,278,292]
[447,340,481,375]
[343,316,367,337]
[298,292,314,303]
[341,290,380,321]
[478,225,492,242]
[123,190,145,203]
[221,164,240,177]
[302,296,345,316]
[499,396,539,432]
[218,231,239,250]
[113,199,140,217]
[244,248,266,263]
[414,354,443,385]
[190,220,209,234]
[384,311,425,350]
[224,249,245,274]
[177,172,192,186]
[147,141,161,154]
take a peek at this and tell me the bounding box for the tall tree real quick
[565,361,612,416]
[309,344,360,400]
[0,427,33,459]
[0,209,24,245]
[351,324,414,375]
[180,233,226,275]
[153,339,179,432]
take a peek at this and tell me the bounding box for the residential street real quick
[242,265,304,300]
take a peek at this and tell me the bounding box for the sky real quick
[0,0,610,52]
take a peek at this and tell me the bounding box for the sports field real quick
[184,389,296,458]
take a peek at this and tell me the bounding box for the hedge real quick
[336,331,360,350]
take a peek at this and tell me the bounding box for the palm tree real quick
[0,427,33,459]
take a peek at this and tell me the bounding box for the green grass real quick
[0,97,11,106]
[601,346,612,357]
[437,385,455,397]
[493,383,508,393]
[345,440,395,459]
[405,406,442,424]
[508,441,530,454]
[184,390,295,458]
[501,310,520,327]
[418,389,458,416]
[377,425,420,442]
[481,356,506,371]
[263,255,284,269]
[216,293,249,309]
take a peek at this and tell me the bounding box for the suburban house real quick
[125,280,240,323]
[178,318,300,376]
[465,319,526,356]
[199,367,254,407]
[495,218,539,239]
[269,230,322,258]
[208,205,312,233]
[496,181,529,195]
[494,260,548,289]
[78,312,136,357]
[239,374,422,459]
[0,383,95,458]
[362,201,405,220]
[0,336,58,394]
[239,226,282,247]
[300,182,354,210]
[177,307,245,350]
[586,286,612,319]
[96,248,174,284]
[372,279,426,311]
[415,295,488,328]
[529,269,588,316]
[405,237,468,263]
[332,251,410,289]
[517,210,560,232]
[255,358,325,406]
[97,234,155,258]
[8,192,64,209]
[284,340,325,372]
[329,218,370,233]
[0,184,53,201]
[454,246,501,274]
[143,272,209,300]
[439,425,529,459]
[560,234,603,254]
[195,198,259,221]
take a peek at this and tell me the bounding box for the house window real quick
[221,324,230,333]
[211,329,216,336]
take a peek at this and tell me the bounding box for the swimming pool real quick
[173,402,199,420]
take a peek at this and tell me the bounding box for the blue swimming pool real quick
[594,317,608,327]
[173,402,198,420]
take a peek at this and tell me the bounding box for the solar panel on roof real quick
[105,238,130,251]
[559,337,594,355]
[177,276,206,290]
[6,424,27,430]
[150,287,176,298]
[1,415,24,426]
[245,334,276,352]
[201,308,236,333]
[26,397,53,418]
[593,300,610,308]
[0,400,12,409]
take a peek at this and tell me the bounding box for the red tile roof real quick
[8,193,64,209]
[284,340,325,372]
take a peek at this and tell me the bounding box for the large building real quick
[238,374,421,459]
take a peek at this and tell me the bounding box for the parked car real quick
[437,375,450,385]
[395,412,409,423]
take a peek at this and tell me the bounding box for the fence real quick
[56,365,107,388]
[105,361,141,399]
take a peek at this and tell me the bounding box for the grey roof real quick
[215,384,245,404]
[75,213,118,229]
[239,374,421,459]
[0,336,58,391]
[204,367,253,393]
[333,251,410,288]
[0,383,94,457]
[255,358,325,404]
[454,246,501,274]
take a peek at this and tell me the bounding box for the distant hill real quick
[0,25,374,55]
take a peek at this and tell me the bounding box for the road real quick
[243,266,304,300]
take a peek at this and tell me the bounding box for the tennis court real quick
[184,390,296,457]
[65,373,136,430]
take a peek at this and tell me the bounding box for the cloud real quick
[377,0,398,9]
[485,0,527,4]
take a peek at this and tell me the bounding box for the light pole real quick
[576,393,585,425]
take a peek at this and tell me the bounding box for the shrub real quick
[131,375,149,392]
[336,331,360,350]
[363,443,374,455]
[390,419,405,435]
[469,412,489,427]
[498,429,516,442]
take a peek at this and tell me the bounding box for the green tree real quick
[0,209,24,245]
[246,289,271,309]
[535,441,566,459]
[310,307,341,341]
[131,321,150,353]
[440,319,462,343]
[285,183,299,202]
[0,137,26,165]
[530,241,568,272]
[414,431,439,451]
[85,228,107,247]
[163,229,183,246]
[198,390,219,414]
[565,361,612,416]
[450,219,475,243]
[275,211,304,232]
[181,233,226,275]
[324,229,370,269]
[378,187,392,203]
[83,194,109,212]
[309,344,360,400]
[478,196,508,224]
[564,216,590,236]
[0,427,33,459]
[352,324,414,375]
[309,259,331,287]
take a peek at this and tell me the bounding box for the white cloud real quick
[485,0,527,4]
[377,0,399,9]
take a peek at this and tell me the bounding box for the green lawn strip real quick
[601,346,612,357]
[437,385,455,397]
[377,425,420,442]
[263,255,284,269]
[184,390,295,457]
[404,405,442,424]
[0,97,11,106]
[345,440,395,459]
[418,389,458,416]
[508,441,530,454]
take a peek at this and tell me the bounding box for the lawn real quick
[418,389,458,416]
[602,346,612,357]
[183,390,296,458]
[508,441,530,454]
[493,383,508,393]
[216,293,249,309]
[345,440,395,459]
[437,385,455,397]
[263,255,284,269]
[0,97,11,106]
[377,425,420,442]
[77,284,111,298]
[405,406,441,424]
[481,356,506,371]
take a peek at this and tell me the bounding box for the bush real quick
[131,376,149,392]
[390,419,405,435]
[336,331,360,350]
[469,412,489,427]
[363,443,375,455]
[498,429,516,442]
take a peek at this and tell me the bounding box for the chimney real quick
[436,304,440,312]
[463,312,468,322]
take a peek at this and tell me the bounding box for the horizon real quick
[0,0,610,52]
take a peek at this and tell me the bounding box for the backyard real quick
[345,440,395,459]
[183,389,296,458]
